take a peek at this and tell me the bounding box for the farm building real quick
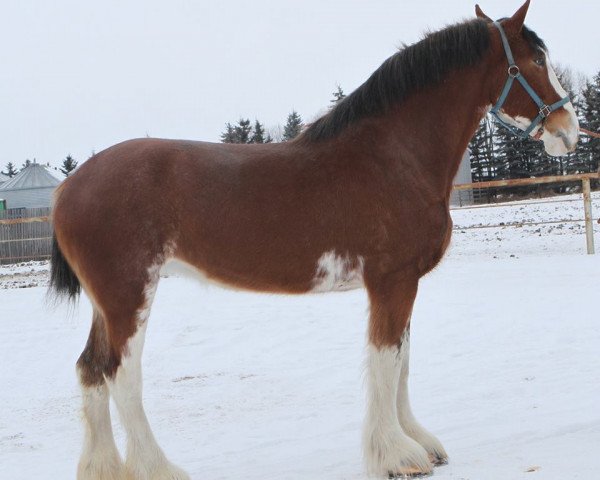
[450,150,473,206]
[0,162,61,209]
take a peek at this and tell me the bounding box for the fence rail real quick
[453,172,599,254]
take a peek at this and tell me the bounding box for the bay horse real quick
[50,1,579,478]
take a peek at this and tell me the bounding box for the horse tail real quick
[49,233,81,302]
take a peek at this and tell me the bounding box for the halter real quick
[490,21,570,139]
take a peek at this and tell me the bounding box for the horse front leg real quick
[397,329,448,466]
[363,273,432,478]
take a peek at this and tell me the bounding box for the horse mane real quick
[301,19,492,142]
[301,18,546,143]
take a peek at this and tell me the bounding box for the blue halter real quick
[490,21,570,138]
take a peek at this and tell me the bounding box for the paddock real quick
[1,215,598,480]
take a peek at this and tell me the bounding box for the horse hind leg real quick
[76,310,125,480]
[104,272,190,480]
[396,329,448,466]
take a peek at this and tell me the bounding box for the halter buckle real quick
[508,65,520,78]
[539,105,552,118]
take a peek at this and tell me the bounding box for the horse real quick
[49,1,579,478]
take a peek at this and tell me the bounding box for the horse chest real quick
[376,203,452,274]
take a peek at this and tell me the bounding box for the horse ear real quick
[475,4,492,22]
[504,0,530,32]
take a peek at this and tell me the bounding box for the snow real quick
[1,195,599,480]
[0,261,49,290]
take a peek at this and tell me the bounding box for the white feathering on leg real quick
[107,270,190,480]
[396,332,448,464]
[77,383,125,480]
[363,343,432,476]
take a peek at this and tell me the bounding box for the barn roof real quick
[0,172,10,184]
[0,163,61,191]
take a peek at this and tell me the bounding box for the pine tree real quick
[22,159,32,169]
[250,120,272,143]
[221,119,256,144]
[282,110,303,141]
[250,120,265,143]
[494,121,544,197]
[469,115,495,184]
[552,65,580,177]
[234,118,252,144]
[60,154,78,177]
[2,162,17,178]
[572,92,590,173]
[221,123,237,143]
[579,71,600,173]
[331,85,346,105]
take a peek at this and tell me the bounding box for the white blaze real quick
[542,54,579,156]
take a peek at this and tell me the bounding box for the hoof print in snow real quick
[525,465,541,473]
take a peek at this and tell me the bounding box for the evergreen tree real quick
[234,118,252,144]
[250,120,272,143]
[494,121,544,196]
[22,159,32,169]
[572,92,590,173]
[469,115,495,183]
[250,120,266,143]
[331,85,346,105]
[552,65,581,177]
[579,71,600,173]
[2,162,17,178]
[282,110,303,141]
[221,123,237,143]
[222,118,274,144]
[60,154,78,177]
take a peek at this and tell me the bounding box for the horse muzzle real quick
[540,107,579,157]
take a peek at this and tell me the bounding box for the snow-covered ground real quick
[1,194,599,480]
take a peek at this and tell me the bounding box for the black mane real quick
[302,19,498,142]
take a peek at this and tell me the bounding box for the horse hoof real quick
[388,469,433,479]
[428,453,448,466]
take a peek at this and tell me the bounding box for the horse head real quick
[477,0,579,156]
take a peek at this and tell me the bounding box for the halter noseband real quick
[490,21,570,139]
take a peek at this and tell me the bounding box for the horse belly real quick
[309,250,365,293]
[168,246,365,295]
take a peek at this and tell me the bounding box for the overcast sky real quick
[1,0,598,170]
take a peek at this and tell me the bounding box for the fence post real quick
[582,178,595,255]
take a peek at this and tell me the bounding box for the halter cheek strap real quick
[490,21,570,139]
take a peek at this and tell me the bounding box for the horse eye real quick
[535,57,546,67]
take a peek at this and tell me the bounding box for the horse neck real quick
[353,64,491,198]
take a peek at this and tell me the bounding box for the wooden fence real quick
[453,172,599,254]
[0,207,52,265]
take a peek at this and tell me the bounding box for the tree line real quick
[2,155,78,179]
[220,111,305,144]
[220,85,346,144]
[469,67,600,200]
